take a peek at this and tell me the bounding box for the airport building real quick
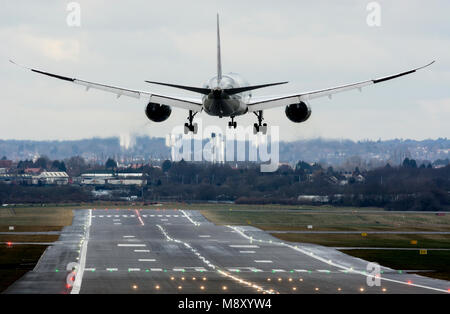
[79,172,146,186]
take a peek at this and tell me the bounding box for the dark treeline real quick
[0,159,449,211]
[143,160,449,211]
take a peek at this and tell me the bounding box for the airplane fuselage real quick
[202,73,251,117]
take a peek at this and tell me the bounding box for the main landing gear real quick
[228,116,237,129]
[184,110,198,134]
[253,110,267,134]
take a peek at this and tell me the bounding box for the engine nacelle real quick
[145,102,172,122]
[285,101,311,123]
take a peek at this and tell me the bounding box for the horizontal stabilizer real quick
[145,81,211,95]
[225,81,288,95]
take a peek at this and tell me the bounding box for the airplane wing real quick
[9,60,203,112]
[247,61,435,112]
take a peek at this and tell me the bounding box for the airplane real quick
[11,14,434,135]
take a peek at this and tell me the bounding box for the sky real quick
[1,0,449,142]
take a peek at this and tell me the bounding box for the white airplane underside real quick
[11,14,434,135]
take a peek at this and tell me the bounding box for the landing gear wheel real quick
[261,123,268,135]
[253,123,259,135]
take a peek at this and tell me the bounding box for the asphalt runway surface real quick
[4,209,450,294]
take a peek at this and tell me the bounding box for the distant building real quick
[0,160,13,168]
[34,171,69,185]
[79,172,146,186]
[25,168,42,175]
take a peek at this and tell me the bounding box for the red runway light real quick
[407,280,412,285]
[7,242,12,247]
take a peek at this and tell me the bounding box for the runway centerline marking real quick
[134,249,150,252]
[239,251,256,254]
[138,259,156,262]
[229,245,259,248]
[254,260,273,263]
[117,244,146,247]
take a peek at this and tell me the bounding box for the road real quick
[4,209,450,294]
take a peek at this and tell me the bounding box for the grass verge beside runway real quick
[200,209,450,232]
[0,244,48,293]
[340,249,450,281]
[270,233,450,249]
[0,207,74,292]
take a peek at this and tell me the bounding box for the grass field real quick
[0,245,48,293]
[200,209,450,232]
[271,233,450,249]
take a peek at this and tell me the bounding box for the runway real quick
[4,209,450,294]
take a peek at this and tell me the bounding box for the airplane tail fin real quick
[217,13,222,83]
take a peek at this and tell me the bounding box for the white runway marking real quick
[317,269,331,273]
[173,268,185,272]
[70,209,91,294]
[150,268,162,271]
[128,268,140,272]
[84,268,95,272]
[272,269,286,272]
[142,215,147,217]
[161,219,168,221]
[229,245,259,248]
[138,259,156,262]
[199,235,211,238]
[123,236,135,238]
[122,215,128,217]
[134,249,150,252]
[294,269,308,272]
[254,260,273,263]
[117,244,146,247]
[106,268,118,272]
[114,223,122,225]
[239,251,256,254]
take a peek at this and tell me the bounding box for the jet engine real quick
[285,101,311,123]
[145,102,172,122]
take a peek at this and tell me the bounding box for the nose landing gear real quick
[253,110,267,134]
[184,110,198,134]
[228,116,237,129]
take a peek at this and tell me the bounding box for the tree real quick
[105,158,117,169]
[1,156,7,160]
[162,160,172,173]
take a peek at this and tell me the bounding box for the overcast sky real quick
[1,0,449,142]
